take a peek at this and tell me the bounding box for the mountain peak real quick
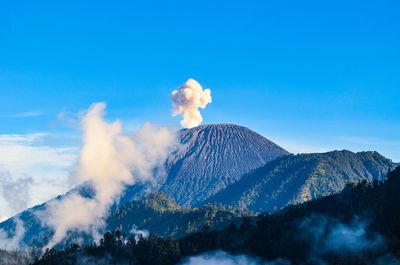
[182,123,248,130]
[161,123,290,206]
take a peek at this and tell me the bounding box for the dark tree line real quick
[32,167,400,265]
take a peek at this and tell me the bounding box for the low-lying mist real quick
[180,215,400,265]
[179,251,290,265]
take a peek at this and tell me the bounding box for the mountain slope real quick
[0,193,246,250]
[106,193,245,239]
[206,150,397,211]
[32,167,400,265]
[159,124,290,206]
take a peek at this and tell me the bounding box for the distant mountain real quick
[158,124,290,206]
[206,150,397,211]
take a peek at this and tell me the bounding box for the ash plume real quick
[38,102,178,249]
[171,78,212,128]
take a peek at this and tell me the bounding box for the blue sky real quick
[1,0,399,153]
[0,1,399,217]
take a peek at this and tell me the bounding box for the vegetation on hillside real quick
[207,150,396,211]
[31,166,400,265]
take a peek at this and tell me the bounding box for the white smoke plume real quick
[39,102,178,249]
[171,78,212,128]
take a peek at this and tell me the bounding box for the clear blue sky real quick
[0,0,399,160]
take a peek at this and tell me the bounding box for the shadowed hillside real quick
[31,167,400,265]
[206,150,396,211]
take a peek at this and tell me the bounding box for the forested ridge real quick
[31,166,400,265]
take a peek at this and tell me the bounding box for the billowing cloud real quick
[171,78,212,128]
[38,102,178,249]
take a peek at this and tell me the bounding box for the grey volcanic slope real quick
[159,124,290,206]
[206,150,397,212]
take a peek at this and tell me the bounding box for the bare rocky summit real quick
[160,124,290,206]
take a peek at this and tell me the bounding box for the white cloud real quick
[2,111,43,118]
[0,133,46,144]
[0,133,78,220]
[0,173,33,215]
[56,109,80,127]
